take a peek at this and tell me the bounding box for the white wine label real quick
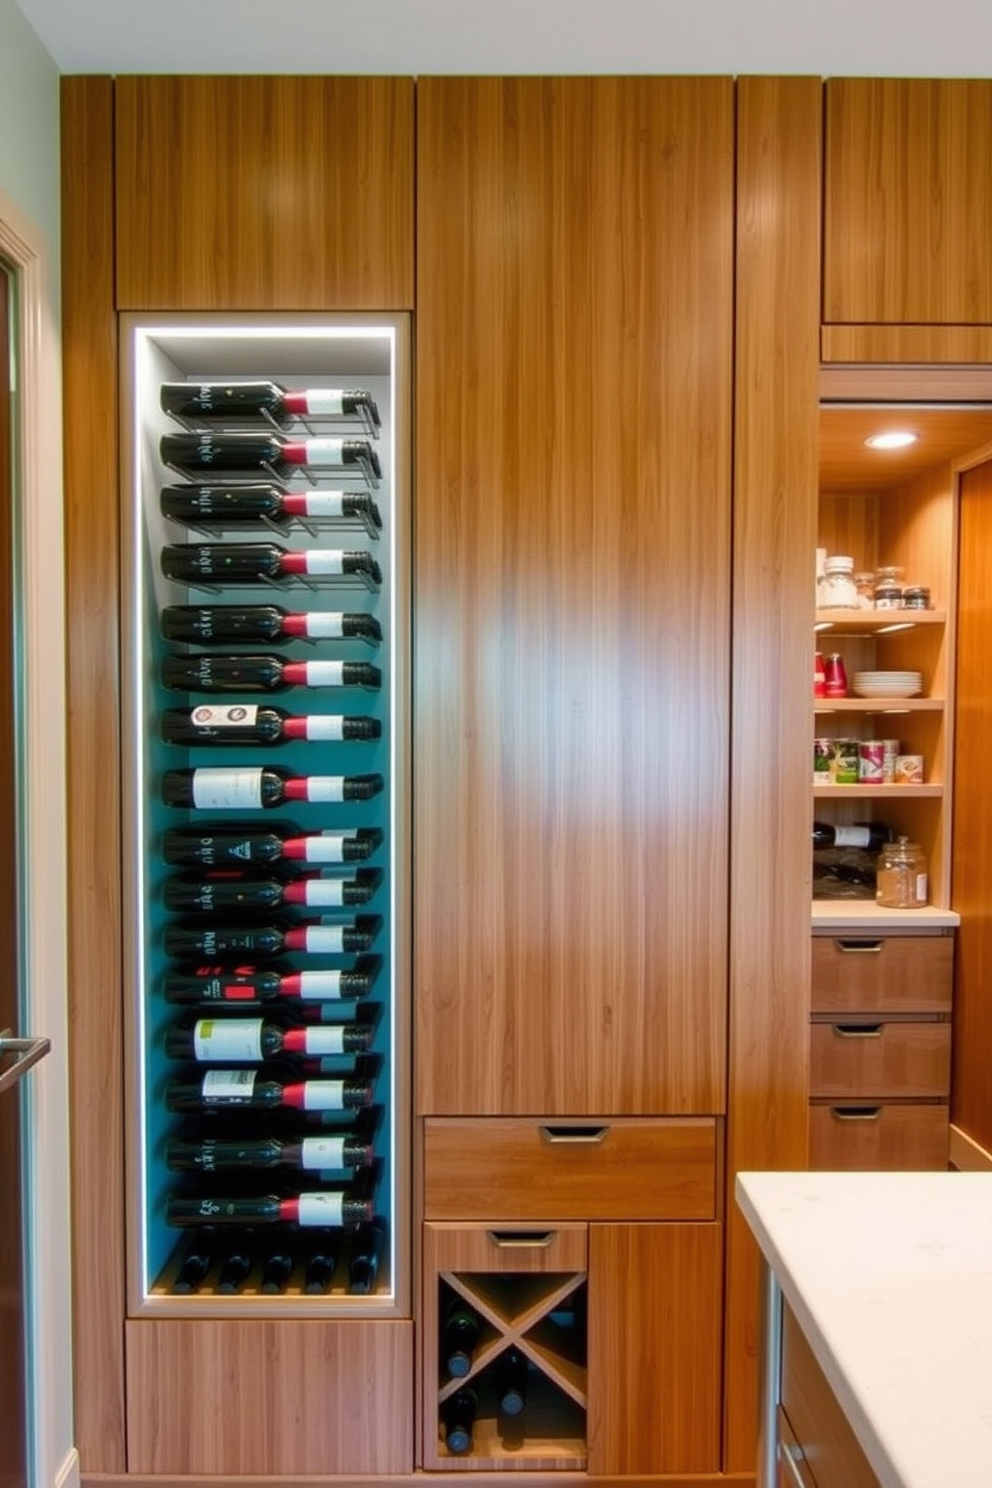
[301,878,345,906]
[303,551,346,576]
[299,1135,347,1170]
[202,1069,257,1102]
[190,704,259,729]
[831,825,871,849]
[303,776,346,803]
[303,834,347,863]
[301,925,348,952]
[302,1026,347,1055]
[191,767,264,809]
[297,1191,346,1225]
[296,970,346,999]
[300,493,347,518]
[302,1080,346,1111]
[302,612,346,639]
[302,390,347,417]
[303,716,346,742]
[194,1019,263,1062]
[302,661,346,687]
[303,438,347,466]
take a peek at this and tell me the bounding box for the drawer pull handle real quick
[539,1125,609,1144]
[833,939,884,954]
[832,1023,883,1038]
[830,1106,882,1122]
[487,1230,555,1249]
[780,1441,812,1488]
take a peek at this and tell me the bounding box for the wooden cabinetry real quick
[779,1305,882,1488]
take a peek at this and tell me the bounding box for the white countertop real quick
[811,900,960,929]
[736,1170,992,1488]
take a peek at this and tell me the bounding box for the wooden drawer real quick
[780,1305,882,1488]
[811,932,953,1015]
[808,1101,949,1170]
[809,1019,950,1099]
[423,1117,718,1221]
[424,1221,588,1275]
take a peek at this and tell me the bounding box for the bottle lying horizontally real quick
[812,819,893,851]
[163,867,382,912]
[165,1068,375,1114]
[162,915,382,958]
[160,604,382,646]
[166,1129,376,1175]
[161,704,381,747]
[346,1214,388,1295]
[161,766,384,810]
[442,1388,480,1456]
[165,1188,375,1228]
[162,956,382,1006]
[495,1347,530,1417]
[161,653,382,694]
[159,381,381,429]
[160,482,382,531]
[159,432,382,482]
[442,1298,481,1378]
[160,541,381,587]
[161,823,383,869]
[164,1015,377,1063]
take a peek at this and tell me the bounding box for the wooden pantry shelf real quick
[814,608,946,634]
[814,785,942,800]
[814,697,942,714]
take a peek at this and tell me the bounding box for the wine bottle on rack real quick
[162,823,383,869]
[166,1129,376,1175]
[159,382,381,429]
[165,1068,374,1114]
[442,1298,481,1378]
[160,542,381,587]
[165,1015,376,1063]
[161,766,384,810]
[164,868,382,913]
[161,654,381,694]
[163,916,382,959]
[259,1246,296,1294]
[166,1190,375,1228]
[160,483,382,530]
[302,1231,340,1294]
[161,705,381,747]
[163,957,382,1006]
[495,1348,529,1417]
[216,1239,255,1294]
[812,820,893,851]
[442,1388,480,1456]
[161,604,381,645]
[347,1215,387,1295]
[171,1229,215,1294]
[160,432,382,482]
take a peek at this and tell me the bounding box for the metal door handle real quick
[779,1441,813,1488]
[832,1023,884,1038]
[0,1031,51,1095]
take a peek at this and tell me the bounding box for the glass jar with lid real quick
[818,555,857,609]
[875,836,929,909]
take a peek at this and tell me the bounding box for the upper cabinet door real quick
[414,77,734,1116]
[115,76,414,310]
[824,78,992,325]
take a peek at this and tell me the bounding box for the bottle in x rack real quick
[161,604,381,645]
[166,1189,375,1229]
[161,766,384,809]
[161,705,381,747]
[161,653,381,693]
[163,957,382,1006]
[163,867,382,912]
[161,823,383,869]
[160,382,381,429]
[160,484,382,531]
[160,432,382,482]
[162,915,382,959]
[160,542,381,587]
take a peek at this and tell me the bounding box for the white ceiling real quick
[13,0,992,77]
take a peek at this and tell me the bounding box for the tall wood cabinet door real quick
[115,75,414,310]
[414,76,734,1116]
[586,1222,723,1474]
[824,78,992,324]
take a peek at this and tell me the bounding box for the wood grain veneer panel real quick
[60,74,127,1475]
[809,1102,949,1171]
[824,79,992,325]
[951,458,992,1152]
[781,1306,883,1488]
[811,932,953,1014]
[115,76,414,310]
[587,1223,722,1475]
[809,1020,950,1100]
[125,1318,413,1474]
[415,75,733,1116]
[823,325,992,364]
[726,76,821,1473]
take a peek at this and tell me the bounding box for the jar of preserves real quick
[819,555,857,609]
[876,836,928,909]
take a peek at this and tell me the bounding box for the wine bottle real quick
[159,381,381,429]
[163,916,381,959]
[161,704,381,747]
[166,1130,376,1174]
[259,1246,295,1294]
[442,1388,479,1456]
[160,542,381,587]
[495,1348,529,1417]
[812,820,893,851]
[164,1015,376,1064]
[160,432,382,482]
[161,653,381,694]
[165,1069,374,1114]
[163,957,382,1006]
[166,1190,375,1228]
[171,1229,215,1294]
[161,823,383,869]
[442,1299,481,1378]
[216,1240,254,1294]
[164,868,382,913]
[161,766,384,809]
[302,1232,340,1294]
[347,1215,387,1295]
[160,604,381,646]
[160,483,381,531]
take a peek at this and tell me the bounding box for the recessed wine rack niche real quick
[120,314,410,1317]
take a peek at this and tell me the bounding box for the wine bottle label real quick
[297,1191,346,1226]
[303,552,347,576]
[302,661,346,686]
[194,1019,263,1062]
[302,1080,347,1111]
[202,1069,257,1103]
[302,612,346,639]
[190,704,259,730]
[300,878,346,906]
[301,1026,348,1055]
[300,926,349,953]
[296,493,350,518]
[302,716,346,741]
[299,391,347,417]
[296,970,348,999]
[191,767,265,809]
[832,825,872,848]
[302,835,349,864]
[302,438,348,467]
[299,1135,347,1170]
[302,777,346,803]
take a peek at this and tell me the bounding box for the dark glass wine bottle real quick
[495,1348,529,1417]
[163,916,381,959]
[160,483,381,530]
[812,820,893,851]
[347,1215,387,1295]
[166,1189,374,1228]
[161,704,381,747]
[159,382,380,429]
[160,604,381,646]
[216,1240,254,1294]
[302,1231,340,1294]
[160,542,381,587]
[166,1130,375,1174]
[161,824,383,869]
[442,1299,481,1378]
[163,867,382,913]
[160,432,382,482]
[442,1388,479,1456]
[259,1246,296,1294]
[171,1229,215,1294]
[165,1068,374,1114]
[161,766,384,809]
[164,1015,375,1064]
[163,956,382,1006]
[161,653,381,693]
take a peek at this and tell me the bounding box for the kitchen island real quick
[736,1169,992,1488]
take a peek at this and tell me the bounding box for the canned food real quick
[881,738,900,784]
[858,740,886,784]
[901,586,931,610]
[814,737,833,784]
[832,739,860,785]
[894,754,925,785]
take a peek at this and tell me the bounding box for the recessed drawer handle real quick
[833,939,884,954]
[830,1106,882,1122]
[832,1023,883,1038]
[539,1125,609,1144]
[487,1231,555,1249]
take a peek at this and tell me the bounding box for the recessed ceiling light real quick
[864,430,919,450]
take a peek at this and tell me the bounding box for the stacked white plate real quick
[851,670,923,698]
